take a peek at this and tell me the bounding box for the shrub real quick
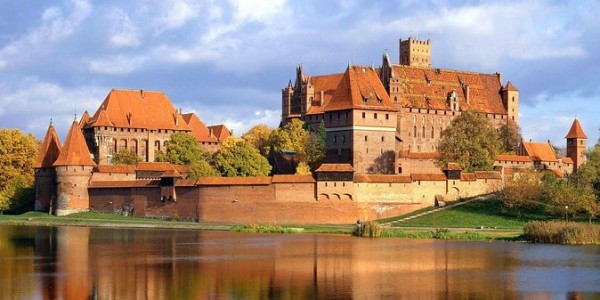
[353,221,382,238]
[524,221,600,244]
[230,224,298,234]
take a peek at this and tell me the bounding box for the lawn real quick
[391,197,552,229]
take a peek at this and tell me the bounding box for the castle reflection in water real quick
[1,225,597,299]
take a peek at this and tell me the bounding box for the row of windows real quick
[409,126,443,139]
[328,112,391,121]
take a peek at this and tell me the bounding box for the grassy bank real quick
[524,221,600,244]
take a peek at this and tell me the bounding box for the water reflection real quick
[0,225,599,299]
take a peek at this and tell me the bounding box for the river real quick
[0,225,599,299]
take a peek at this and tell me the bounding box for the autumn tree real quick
[295,162,311,175]
[111,149,140,165]
[501,170,543,216]
[498,120,522,153]
[438,111,502,171]
[155,132,219,178]
[269,119,326,171]
[242,124,273,157]
[215,137,271,177]
[304,121,326,170]
[0,129,38,214]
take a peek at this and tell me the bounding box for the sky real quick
[0,0,599,148]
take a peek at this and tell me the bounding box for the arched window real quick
[413,126,417,137]
[130,140,138,155]
[140,140,148,162]
[422,126,426,138]
[109,139,117,155]
[154,140,161,152]
[431,126,435,139]
[119,139,127,151]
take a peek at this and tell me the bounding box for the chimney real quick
[140,89,144,98]
[496,72,502,85]
[320,90,324,105]
[209,128,214,138]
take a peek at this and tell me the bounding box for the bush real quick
[353,221,382,238]
[524,221,600,244]
[230,224,299,234]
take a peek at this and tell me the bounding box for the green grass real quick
[394,197,551,229]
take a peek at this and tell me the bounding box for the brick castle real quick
[33,38,586,223]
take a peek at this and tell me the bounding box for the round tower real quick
[53,120,97,216]
[33,121,62,212]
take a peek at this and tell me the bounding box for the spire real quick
[565,117,587,139]
[79,110,90,128]
[504,81,519,91]
[33,121,62,168]
[53,120,96,167]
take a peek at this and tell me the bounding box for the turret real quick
[502,81,519,125]
[399,37,431,67]
[52,119,97,216]
[281,80,293,125]
[33,120,62,213]
[565,117,587,172]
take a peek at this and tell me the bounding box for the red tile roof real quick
[94,165,136,173]
[271,175,316,183]
[79,111,90,128]
[354,174,412,183]
[565,118,587,139]
[504,81,519,91]
[53,121,96,167]
[196,176,272,186]
[181,113,218,143]
[522,142,558,162]
[474,171,502,180]
[86,89,191,131]
[89,180,159,188]
[136,162,175,171]
[207,124,232,141]
[495,155,532,162]
[443,163,462,171]
[315,163,355,172]
[562,157,574,164]
[411,173,447,181]
[34,122,62,168]
[306,73,344,115]
[325,66,396,112]
[390,65,506,114]
[460,173,477,181]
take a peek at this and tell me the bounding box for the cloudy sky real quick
[0,0,598,147]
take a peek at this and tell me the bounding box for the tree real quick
[111,149,140,165]
[155,132,210,165]
[242,124,273,157]
[498,120,522,153]
[501,170,543,216]
[269,119,310,160]
[0,129,38,214]
[295,162,311,175]
[215,137,271,177]
[189,160,221,179]
[438,111,502,171]
[304,121,326,170]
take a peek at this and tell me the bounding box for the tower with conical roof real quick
[565,117,587,172]
[33,121,62,212]
[53,119,97,216]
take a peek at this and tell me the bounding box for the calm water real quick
[1,225,599,299]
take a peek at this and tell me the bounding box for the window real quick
[431,126,435,139]
[365,136,368,141]
[342,135,346,143]
[345,112,349,119]
[329,114,332,121]
[362,112,366,118]
[381,136,384,142]
[334,136,337,144]
[394,96,397,102]
[385,114,389,120]
[337,112,340,120]
[413,126,417,137]
[374,113,378,119]
[422,126,426,138]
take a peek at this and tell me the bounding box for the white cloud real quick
[150,0,200,33]
[108,9,141,48]
[87,55,147,75]
[0,0,92,69]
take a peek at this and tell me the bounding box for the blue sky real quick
[0,0,599,148]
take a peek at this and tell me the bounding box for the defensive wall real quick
[87,172,501,224]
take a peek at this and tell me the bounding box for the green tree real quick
[155,132,210,165]
[189,160,221,178]
[215,137,271,177]
[498,120,522,153]
[111,149,140,165]
[438,111,502,171]
[242,124,273,157]
[304,121,326,170]
[0,129,38,214]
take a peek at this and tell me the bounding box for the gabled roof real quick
[79,111,90,128]
[33,122,62,168]
[306,73,344,115]
[565,118,587,139]
[522,142,558,162]
[53,121,96,167]
[504,81,519,91]
[136,162,175,172]
[181,113,218,143]
[562,157,574,164]
[325,66,395,112]
[495,155,532,162]
[86,89,191,131]
[389,65,506,114]
[207,124,232,141]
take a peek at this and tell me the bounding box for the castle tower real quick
[33,121,62,212]
[502,81,519,125]
[323,65,397,174]
[281,80,293,124]
[565,117,587,172]
[53,120,97,216]
[399,37,431,67]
